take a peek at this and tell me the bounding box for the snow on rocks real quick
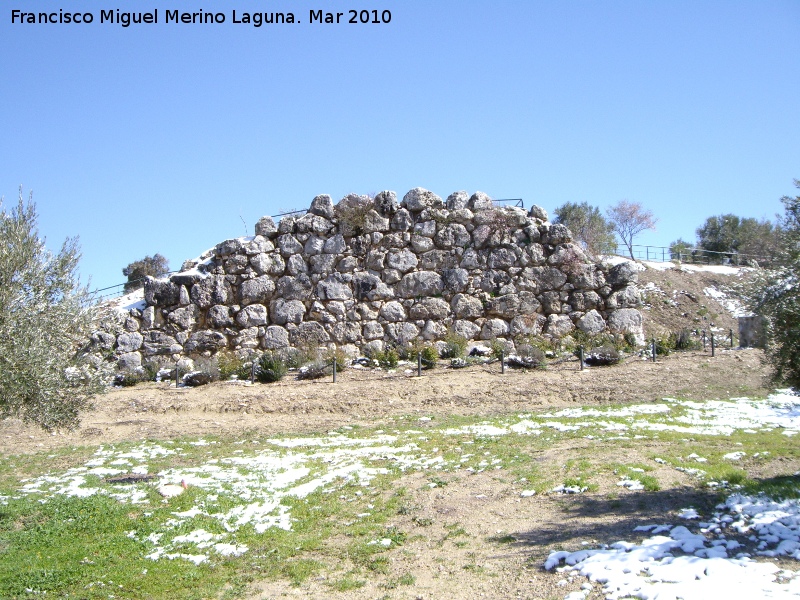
[546,494,800,600]
[703,286,750,317]
[617,478,644,491]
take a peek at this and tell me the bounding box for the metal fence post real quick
[417,352,422,377]
[332,358,337,383]
[702,330,707,350]
[651,338,657,362]
[251,360,256,384]
[175,365,179,388]
[711,332,715,357]
[500,350,505,374]
[730,328,734,349]
[579,346,584,371]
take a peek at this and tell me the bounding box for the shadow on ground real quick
[500,486,723,565]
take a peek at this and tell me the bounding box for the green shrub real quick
[671,329,701,351]
[506,346,547,369]
[489,338,512,360]
[255,352,287,383]
[284,344,319,369]
[441,330,468,359]
[648,335,675,356]
[322,347,349,372]
[297,360,330,380]
[113,371,145,387]
[141,362,160,382]
[583,345,622,366]
[375,348,399,368]
[420,345,438,369]
[217,350,250,380]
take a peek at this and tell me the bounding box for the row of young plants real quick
[113,328,651,389]
[115,324,730,389]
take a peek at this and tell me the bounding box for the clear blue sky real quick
[3,0,799,292]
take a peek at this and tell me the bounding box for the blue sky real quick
[3,0,799,292]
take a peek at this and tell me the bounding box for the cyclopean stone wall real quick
[97,188,644,371]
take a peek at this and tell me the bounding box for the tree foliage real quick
[740,180,800,388]
[606,200,657,260]
[0,189,109,430]
[122,254,169,293]
[669,237,693,260]
[553,201,617,256]
[696,214,780,264]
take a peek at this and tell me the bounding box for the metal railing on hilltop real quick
[611,244,773,266]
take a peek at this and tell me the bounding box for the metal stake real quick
[332,357,337,383]
[651,338,657,363]
[730,328,734,349]
[500,350,505,374]
[417,352,422,377]
[251,360,256,384]
[579,345,585,371]
[711,332,715,357]
[702,330,707,350]
[175,366,179,388]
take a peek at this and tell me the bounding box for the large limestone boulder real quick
[397,271,444,298]
[607,308,644,344]
[144,278,181,306]
[270,298,306,325]
[184,330,227,353]
[235,304,268,327]
[606,261,641,286]
[116,332,143,353]
[255,216,278,237]
[577,309,606,336]
[446,190,469,211]
[309,194,335,219]
[240,275,276,305]
[190,275,232,309]
[402,188,443,212]
[262,325,290,349]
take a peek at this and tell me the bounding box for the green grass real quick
[2,395,799,597]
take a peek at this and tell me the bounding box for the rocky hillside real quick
[635,262,751,343]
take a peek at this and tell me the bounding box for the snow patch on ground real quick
[703,286,751,317]
[546,493,800,599]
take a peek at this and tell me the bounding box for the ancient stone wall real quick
[96,188,644,370]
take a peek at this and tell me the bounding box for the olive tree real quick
[740,180,800,388]
[122,253,169,293]
[0,189,109,430]
[553,201,616,256]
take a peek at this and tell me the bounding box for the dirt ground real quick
[0,347,786,599]
[0,348,769,456]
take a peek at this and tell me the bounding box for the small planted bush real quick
[672,329,701,351]
[217,350,251,380]
[297,360,330,380]
[255,352,288,383]
[441,330,468,359]
[322,347,349,372]
[113,370,146,387]
[583,345,622,366]
[183,371,213,387]
[506,346,547,369]
[419,345,439,369]
[375,348,399,369]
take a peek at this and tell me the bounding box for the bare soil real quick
[0,348,769,456]
[638,265,746,338]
